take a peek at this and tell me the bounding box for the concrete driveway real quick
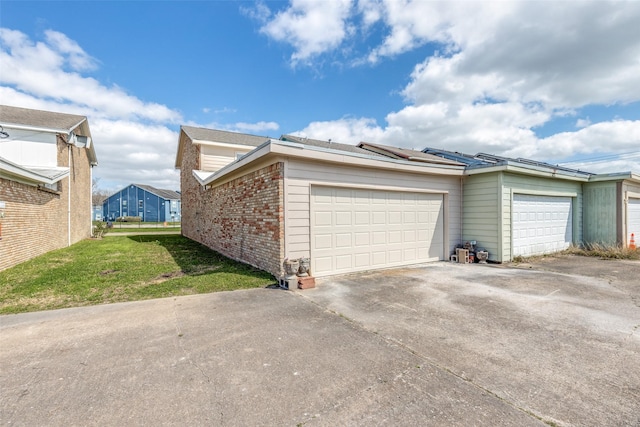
[1,256,638,426]
[306,256,640,427]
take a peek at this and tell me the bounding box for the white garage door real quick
[628,198,640,246]
[311,186,444,277]
[512,194,573,257]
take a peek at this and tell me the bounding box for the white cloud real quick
[231,121,280,133]
[0,28,180,123]
[266,1,640,173]
[44,30,98,72]
[576,118,591,129]
[0,29,183,191]
[258,0,355,65]
[90,118,180,190]
[295,117,386,144]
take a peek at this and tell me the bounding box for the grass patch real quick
[512,244,639,263]
[0,235,275,314]
[561,243,639,260]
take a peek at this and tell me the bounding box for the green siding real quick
[463,173,500,261]
[583,182,617,245]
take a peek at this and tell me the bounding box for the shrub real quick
[92,221,109,238]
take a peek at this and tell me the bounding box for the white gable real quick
[0,128,58,167]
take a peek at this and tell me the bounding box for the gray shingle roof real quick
[133,184,180,200]
[280,134,389,158]
[182,126,271,147]
[359,142,465,166]
[0,105,86,131]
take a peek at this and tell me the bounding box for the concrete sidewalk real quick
[1,288,541,426]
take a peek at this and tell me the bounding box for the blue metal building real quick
[102,184,181,222]
[92,205,103,221]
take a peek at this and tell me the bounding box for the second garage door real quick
[512,194,573,257]
[628,198,640,247]
[310,186,444,277]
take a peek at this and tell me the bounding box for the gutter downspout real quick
[68,145,71,247]
[460,175,464,247]
[90,163,93,236]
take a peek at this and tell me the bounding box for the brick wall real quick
[0,138,93,271]
[181,138,284,277]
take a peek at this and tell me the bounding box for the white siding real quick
[284,159,462,264]
[200,145,252,172]
[0,128,58,167]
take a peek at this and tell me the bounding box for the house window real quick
[122,200,127,206]
[138,200,143,209]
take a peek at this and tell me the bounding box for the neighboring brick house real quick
[0,105,98,271]
[175,126,464,279]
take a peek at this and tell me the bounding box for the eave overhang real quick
[195,139,465,188]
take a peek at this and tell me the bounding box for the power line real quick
[559,151,640,166]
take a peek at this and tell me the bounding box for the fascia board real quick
[201,139,464,187]
[69,117,88,133]
[0,161,69,185]
[588,172,640,184]
[464,163,591,181]
[192,170,213,186]
[0,122,74,135]
[269,140,464,175]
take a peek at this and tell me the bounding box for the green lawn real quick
[0,235,275,314]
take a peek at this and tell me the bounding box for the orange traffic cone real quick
[630,233,636,250]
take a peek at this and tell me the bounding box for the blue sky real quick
[1,0,639,191]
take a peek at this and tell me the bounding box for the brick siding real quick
[0,137,93,271]
[181,138,284,278]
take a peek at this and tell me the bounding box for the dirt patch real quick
[147,270,186,285]
[99,269,119,276]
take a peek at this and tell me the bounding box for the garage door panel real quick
[355,211,369,224]
[311,186,445,276]
[314,211,332,226]
[388,230,402,244]
[388,211,402,224]
[314,234,332,249]
[335,255,352,270]
[315,257,332,272]
[313,188,333,202]
[388,250,402,263]
[372,211,386,224]
[354,253,370,267]
[403,230,416,242]
[372,231,386,245]
[335,211,351,225]
[628,198,640,245]
[335,233,352,248]
[372,251,386,265]
[403,211,416,223]
[354,232,370,246]
[513,194,572,257]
